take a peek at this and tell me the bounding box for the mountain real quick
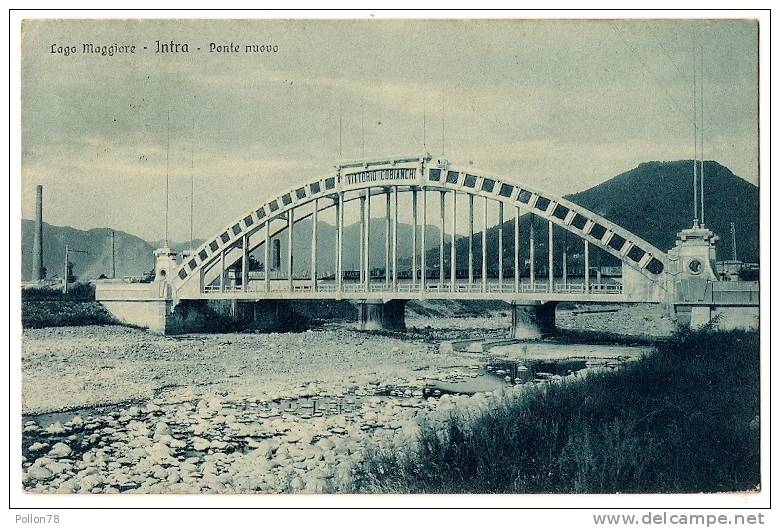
[276,218,441,275]
[21,221,155,281]
[20,218,443,280]
[148,239,208,254]
[21,160,758,281]
[422,160,758,274]
[565,160,758,263]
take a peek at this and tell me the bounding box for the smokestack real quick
[32,185,43,281]
[111,230,116,279]
[272,239,281,271]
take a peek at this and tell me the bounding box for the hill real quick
[421,160,758,274]
[566,160,758,263]
[21,221,156,281]
[20,218,443,280]
[21,160,758,280]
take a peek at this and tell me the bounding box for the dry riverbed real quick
[21,305,671,494]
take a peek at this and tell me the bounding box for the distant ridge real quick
[21,160,758,281]
[21,221,155,281]
[424,160,758,272]
[566,160,758,262]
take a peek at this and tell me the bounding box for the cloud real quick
[20,18,758,242]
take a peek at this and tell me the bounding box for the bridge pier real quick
[356,299,407,332]
[509,301,557,340]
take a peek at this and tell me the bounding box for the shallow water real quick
[21,334,645,487]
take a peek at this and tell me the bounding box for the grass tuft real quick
[356,328,760,493]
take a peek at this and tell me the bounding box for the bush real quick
[21,282,95,301]
[357,328,760,493]
[21,300,117,328]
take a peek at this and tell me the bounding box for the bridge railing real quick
[201,280,623,296]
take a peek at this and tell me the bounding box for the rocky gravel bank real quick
[22,385,521,494]
[21,306,664,494]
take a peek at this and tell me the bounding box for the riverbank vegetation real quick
[21,284,119,328]
[357,328,760,493]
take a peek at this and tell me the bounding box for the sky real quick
[20,18,758,243]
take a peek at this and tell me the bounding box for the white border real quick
[4,5,772,522]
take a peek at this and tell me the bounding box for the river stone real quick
[210,440,228,450]
[152,465,169,480]
[28,441,48,452]
[48,442,72,458]
[27,465,54,482]
[304,477,328,493]
[252,440,277,460]
[153,422,172,439]
[168,437,187,449]
[179,461,198,474]
[145,442,171,462]
[316,438,336,451]
[46,421,67,434]
[192,437,211,451]
[289,476,305,492]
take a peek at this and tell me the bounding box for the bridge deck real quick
[185,279,640,303]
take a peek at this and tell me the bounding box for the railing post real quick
[385,189,391,284]
[337,193,343,293]
[482,195,488,293]
[264,220,270,293]
[548,220,554,293]
[562,231,567,287]
[241,234,249,291]
[365,189,371,290]
[450,190,457,292]
[288,208,294,293]
[498,202,504,290]
[311,198,318,292]
[220,250,225,293]
[439,191,445,287]
[530,216,535,288]
[514,206,520,293]
[411,188,418,287]
[392,185,398,290]
[468,194,474,286]
[421,189,427,295]
[359,193,366,285]
[584,239,590,293]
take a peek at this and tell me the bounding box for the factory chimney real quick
[32,185,44,281]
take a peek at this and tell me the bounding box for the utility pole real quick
[63,245,88,293]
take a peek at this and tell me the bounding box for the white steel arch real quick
[172,154,669,301]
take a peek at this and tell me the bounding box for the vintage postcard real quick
[12,12,767,517]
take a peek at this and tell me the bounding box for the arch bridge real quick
[146,154,673,333]
[169,154,671,303]
[97,153,763,335]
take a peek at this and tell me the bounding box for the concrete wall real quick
[622,264,666,303]
[100,299,171,333]
[356,299,407,331]
[674,305,759,331]
[509,301,556,339]
[95,280,162,300]
[713,306,760,330]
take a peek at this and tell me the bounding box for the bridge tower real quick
[154,247,178,287]
[667,223,720,328]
